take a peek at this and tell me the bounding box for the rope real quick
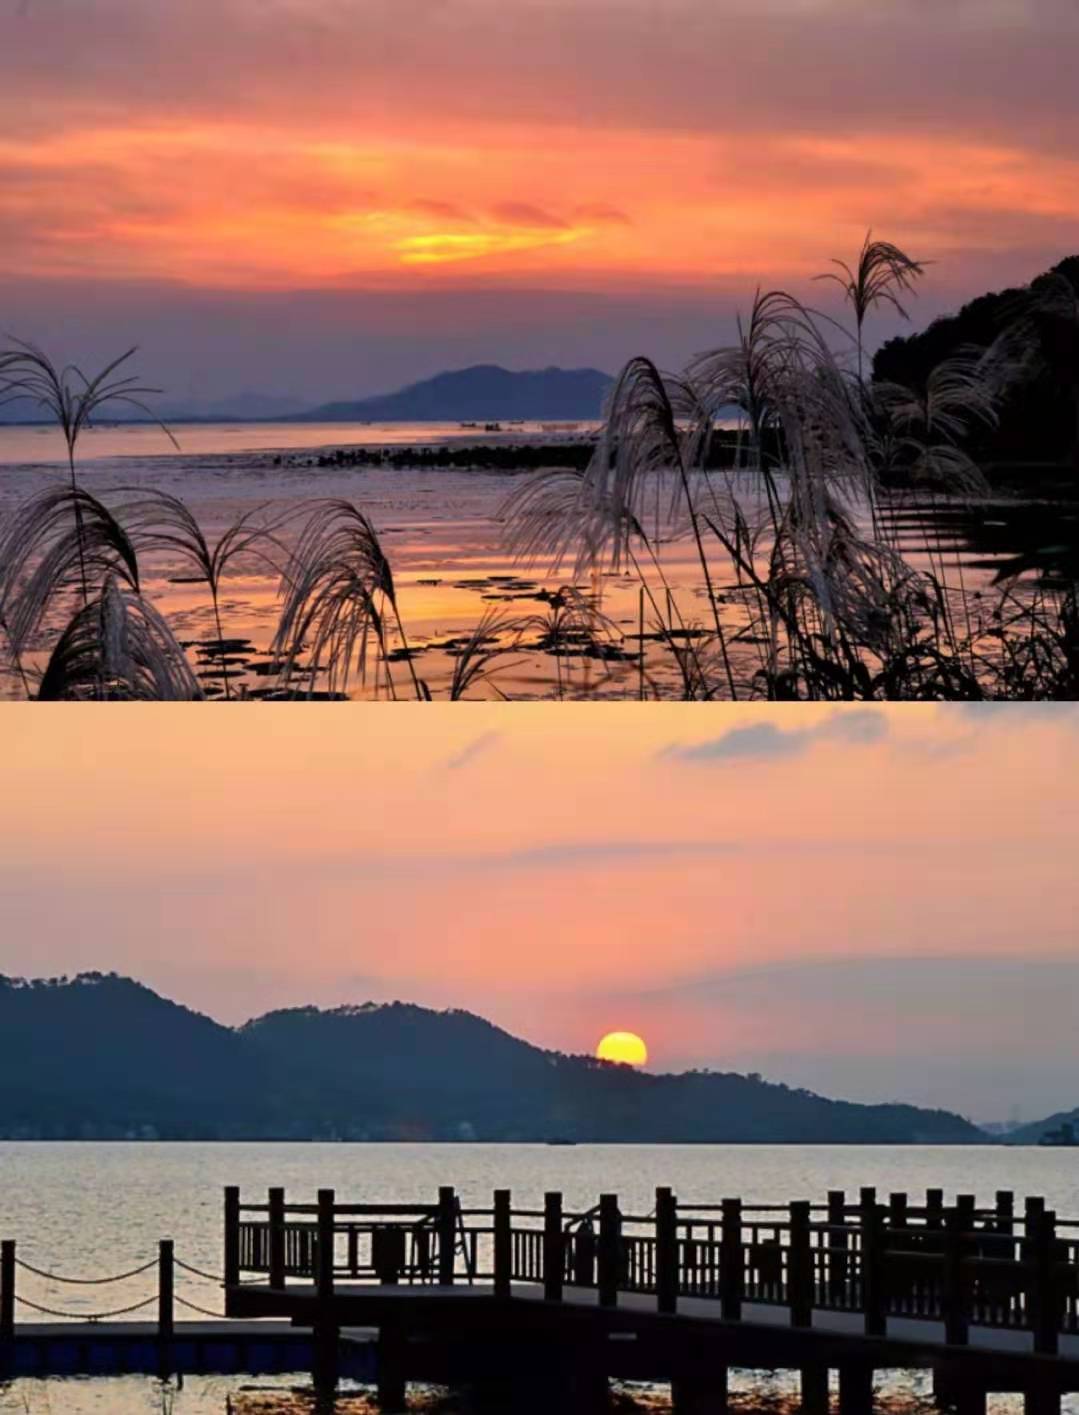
[173,1294,227,1319]
[14,1257,158,1285]
[14,1293,158,1321]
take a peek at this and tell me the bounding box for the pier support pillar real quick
[311,1322,339,1400]
[801,1364,830,1415]
[566,1336,609,1415]
[672,1362,728,1414]
[958,1390,987,1415]
[934,1364,986,1415]
[1025,1379,1061,1415]
[838,1363,874,1415]
[377,1323,407,1412]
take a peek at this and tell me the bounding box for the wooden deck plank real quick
[225,1281,1079,1369]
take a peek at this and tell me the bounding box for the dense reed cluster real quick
[0,236,1076,700]
[502,237,1079,700]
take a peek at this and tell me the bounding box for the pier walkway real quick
[3,1182,1079,1412]
[223,1183,1079,1413]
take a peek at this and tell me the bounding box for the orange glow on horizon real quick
[3,116,1078,292]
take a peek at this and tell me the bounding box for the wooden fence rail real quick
[225,1184,1079,1352]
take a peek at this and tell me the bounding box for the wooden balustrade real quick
[219,1183,1079,1352]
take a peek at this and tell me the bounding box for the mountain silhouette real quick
[0,974,985,1143]
[293,364,613,423]
[873,254,1079,478]
[1007,1106,1079,1146]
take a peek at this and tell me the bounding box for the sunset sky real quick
[2,704,1077,1123]
[3,0,1078,401]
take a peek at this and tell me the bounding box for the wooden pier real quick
[220,1184,1079,1413]
[3,1183,1079,1412]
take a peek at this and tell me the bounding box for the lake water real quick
[1,1143,1076,1413]
[0,421,594,467]
[0,422,1025,702]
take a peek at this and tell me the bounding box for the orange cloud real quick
[3,116,1077,293]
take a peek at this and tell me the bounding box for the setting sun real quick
[595,1031,648,1067]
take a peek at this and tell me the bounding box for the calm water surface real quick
[0,421,603,466]
[7,1141,1079,1281]
[1,1143,1077,1412]
[0,422,1023,701]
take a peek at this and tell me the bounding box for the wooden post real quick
[860,1189,885,1338]
[926,1189,944,1232]
[936,1365,986,1415]
[269,1187,286,1289]
[943,1203,969,1346]
[720,1198,743,1321]
[957,1194,975,1317]
[1023,1196,1046,1304]
[0,1240,14,1342]
[223,1186,240,1289]
[1032,1209,1059,1356]
[656,1186,678,1315]
[838,1363,874,1415]
[889,1193,908,1232]
[377,1322,406,1411]
[544,1191,564,1302]
[995,1190,1015,1236]
[437,1186,456,1287]
[317,1188,336,1300]
[672,1359,728,1414]
[828,1190,848,1302]
[958,1386,988,1415]
[493,1189,511,1299]
[158,1239,174,1342]
[1026,1379,1061,1415]
[889,1193,908,1306]
[313,1319,340,1399]
[597,1193,620,1308]
[789,1200,812,1328]
[802,1364,829,1415]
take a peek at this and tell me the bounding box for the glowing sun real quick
[595,1031,648,1067]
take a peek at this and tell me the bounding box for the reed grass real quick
[0,235,1076,700]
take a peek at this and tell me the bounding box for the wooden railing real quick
[225,1185,1079,1353]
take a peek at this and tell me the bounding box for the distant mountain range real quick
[292,364,613,423]
[1007,1107,1079,1146]
[0,366,613,426]
[0,973,994,1143]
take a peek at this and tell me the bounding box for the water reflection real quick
[0,1371,1013,1415]
[4,438,1052,701]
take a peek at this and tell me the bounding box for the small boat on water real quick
[545,1137,577,1146]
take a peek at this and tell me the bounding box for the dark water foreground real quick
[881,494,1079,586]
[0,1370,963,1415]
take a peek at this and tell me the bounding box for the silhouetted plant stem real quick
[389,599,425,700]
[677,461,738,700]
[66,446,90,609]
[210,586,232,701]
[638,586,645,701]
